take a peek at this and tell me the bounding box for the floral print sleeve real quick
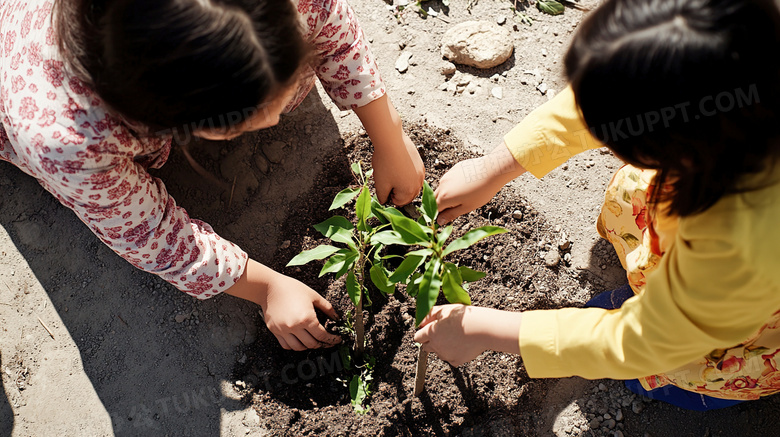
[0,0,247,299]
[296,0,386,110]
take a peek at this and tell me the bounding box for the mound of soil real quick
[230,123,601,436]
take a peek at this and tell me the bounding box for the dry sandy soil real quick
[2,0,780,435]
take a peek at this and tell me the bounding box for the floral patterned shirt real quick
[0,0,385,298]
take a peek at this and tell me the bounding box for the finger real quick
[375,181,390,204]
[312,293,339,321]
[417,306,444,329]
[307,321,342,346]
[274,334,291,350]
[437,205,468,226]
[294,329,323,349]
[284,334,307,351]
[391,188,418,207]
[414,317,439,344]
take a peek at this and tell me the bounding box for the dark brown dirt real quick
[231,123,602,436]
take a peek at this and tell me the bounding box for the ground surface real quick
[2,0,780,436]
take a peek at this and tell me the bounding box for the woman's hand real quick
[225,260,341,351]
[354,94,424,206]
[435,143,526,225]
[414,304,522,367]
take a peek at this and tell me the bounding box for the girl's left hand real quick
[372,131,425,206]
[414,304,523,367]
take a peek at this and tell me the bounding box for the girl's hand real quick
[372,130,425,206]
[414,304,522,367]
[354,94,425,206]
[225,260,341,351]
[260,272,342,351]
[435,143,526,225]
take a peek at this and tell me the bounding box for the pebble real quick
[615,409,623,421]
[605,419,616,429]
[441,21,514,69]
[589,418,601,429]
[599,382,607,391]
[254,154,269,174]
[395,51,412,73]
[491,87,503,99]
[280,240,291,249]
[537,82,549,94]
[544,250,561,267]
[615,431,625,437]
[511,210,523,220]
[497,16,506,25]
[466,82,478,95]
[439,61,457,76]
[238,354,247,364]
[632,401,643,414]
[174,313,189,323]
[541,48,548,57]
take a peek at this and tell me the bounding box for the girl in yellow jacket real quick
[415,0,780,410]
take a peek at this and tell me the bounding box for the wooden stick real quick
[355,294,364,355]
[228,176,237,210]
[36,315,55,339]
[414,348,429,396]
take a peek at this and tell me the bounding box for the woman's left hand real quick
[372,131,424,206]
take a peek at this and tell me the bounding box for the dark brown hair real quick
[566,0,780,216]
[54,0,308,132]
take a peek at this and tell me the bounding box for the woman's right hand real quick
[435,142,526,225]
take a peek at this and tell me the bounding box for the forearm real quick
[223,259,273,309]
[353,94,406,152]
[471,143,528,189]
[470,307,523,355]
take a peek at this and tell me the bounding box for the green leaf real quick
[286,245,341,266]
[370,230,412,246]
[406,248,433,258]
[370,199,390,224]
[369,264,395,295]
[406,272,422,297]
[386,213,431,245]
[442,263,472,305]
[319,249,359,278]
[351,161,364,179]
[459,266,487,282]
[346,271,362,307]
[388,255,426,284]
[313,216,355,245]
[420,181,438,224]
[356,186,372,231]
[537,0,564,15]
[442,226,508,257]
[416,259,442,326]
[329,187,360,210]
[349,375,370,414]
[436,225,453,245]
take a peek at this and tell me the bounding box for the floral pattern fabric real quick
[599,165,780,400]
[0,0,386,298]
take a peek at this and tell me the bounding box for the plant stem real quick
[355,293,365,355]
[414,348,429,396]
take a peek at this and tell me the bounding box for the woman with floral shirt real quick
[0,0,424,351]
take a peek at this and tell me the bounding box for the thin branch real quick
[36,315,55,339]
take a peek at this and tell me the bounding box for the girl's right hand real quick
[260,272,342,351]
[435,142,527,225]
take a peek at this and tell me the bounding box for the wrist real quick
[469,307,522,355]
[224,259,275,310]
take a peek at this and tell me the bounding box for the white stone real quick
[441,21,514,69]
[491,87,503,99]
[395,51,412,73]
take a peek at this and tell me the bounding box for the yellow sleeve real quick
[518,207,779,379]
[504,85,604,179]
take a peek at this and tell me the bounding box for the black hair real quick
[54,0,308,132]
[566,0,780,216]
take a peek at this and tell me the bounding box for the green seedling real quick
[373,181,507,395]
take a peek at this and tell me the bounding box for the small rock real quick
[589,418,601,429]
[559,239,571,251]
[441,21,514,69]
[511,210,523,220]
[439,61,457,76]
[544,250,561,267]
[599,382,607,391]
[497,16,506,25]
[395,51,412,73]
[235,380,246,389]
[280,240,291,250]
[238,354,247,364]
[262,141,285,164]
[605,419,616,429]
[254,154,269,174]
[491,87,503,99]
[175,313,190,323]
[537,82,549,94]
[490,73,501,82]
[541,48,548,57]
[615,409,623,421]
[438,82,449,91]
[603,413,611,420]
[615,431,625,437]
[452,72,471,86]
[564,253,572,263]
[632,401,643,414]
[466,82,478,94]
